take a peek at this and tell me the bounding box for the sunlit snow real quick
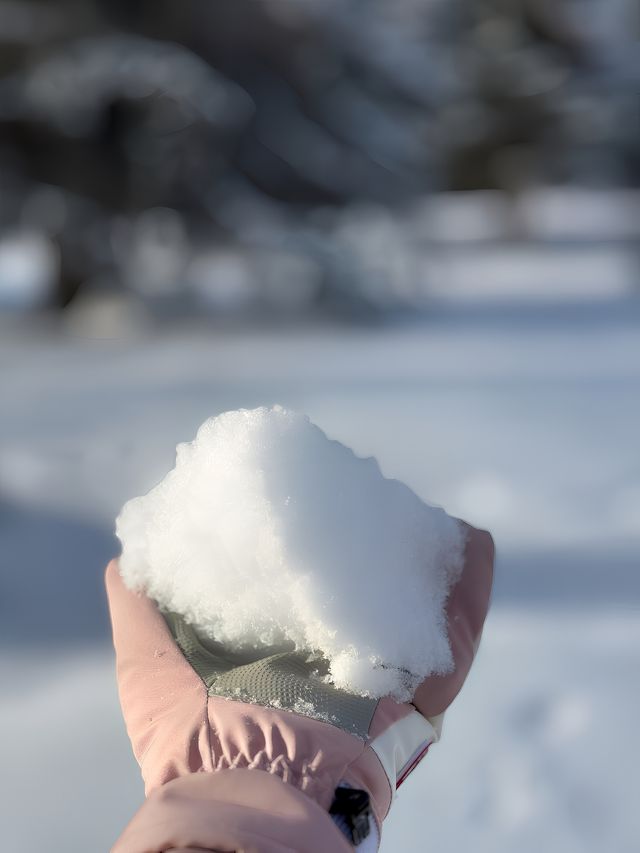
[116,406,465,700]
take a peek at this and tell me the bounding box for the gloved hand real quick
[106,521,494,853]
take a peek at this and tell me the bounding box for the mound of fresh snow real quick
[115,406,466,700]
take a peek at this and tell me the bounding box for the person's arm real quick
[105,520,495,852]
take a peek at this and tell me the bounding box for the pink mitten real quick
[107,521,494,852]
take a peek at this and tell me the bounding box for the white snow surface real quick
[2,289,640,852]
[116,405,465,700]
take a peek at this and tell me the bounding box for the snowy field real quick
[2,298,639,851]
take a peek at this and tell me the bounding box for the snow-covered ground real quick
[1,297,639,851]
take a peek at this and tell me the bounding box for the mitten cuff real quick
[112,768,355,853]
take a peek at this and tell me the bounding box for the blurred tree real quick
[0,0,637,314]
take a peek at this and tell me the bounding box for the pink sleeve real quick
[111,769,354,853]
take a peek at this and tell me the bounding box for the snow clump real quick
[115,406,466,701]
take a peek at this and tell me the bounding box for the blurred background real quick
[1,1,639,850]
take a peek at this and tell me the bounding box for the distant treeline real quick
[0,0,637,312]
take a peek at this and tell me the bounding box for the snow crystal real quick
[115,406,465,700]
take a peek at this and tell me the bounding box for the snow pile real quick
[115,406,465,700]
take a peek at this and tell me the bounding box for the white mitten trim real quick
[370,710,437,800]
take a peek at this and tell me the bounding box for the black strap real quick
[330,787,371,845]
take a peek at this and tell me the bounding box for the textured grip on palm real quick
[164,612,378,738]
